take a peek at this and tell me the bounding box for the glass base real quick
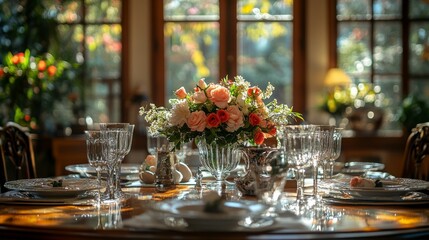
[204,180,242,200]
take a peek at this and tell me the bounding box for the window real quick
[331,0,429,131]
[51,0,124,124]
[152,0,305,112]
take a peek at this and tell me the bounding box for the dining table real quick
[1,174,429,240]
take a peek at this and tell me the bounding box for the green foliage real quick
[0,50,71,130]
[398,95,429,133]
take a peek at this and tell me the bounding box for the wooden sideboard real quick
[52,135,87,176]
[340,130,407,177]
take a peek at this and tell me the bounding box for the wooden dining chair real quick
[402,122,429,180]
[0,122,37,192]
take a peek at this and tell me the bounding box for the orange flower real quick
[249,113,262,126]
[175,87,187,99]
[206,113,221,128]
[247,86,261,97]
[47,65,57,77]
[38,60,47,71]
[11,52,25,64]
[254,129,265,145]
[217,109,230,123]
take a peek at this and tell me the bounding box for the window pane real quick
[374,75,402,130]
[410,79,429,97]
[337,0,371,20]
[53,0,83,23]
[164,0,219,20]
[409,22,429,75]
[338,22,371,74]
[237,0,293,20]
[55,25,84,64]
[238,22,292,105]
[373,0,401,19]
[165,22,219,102]
[86,24,122,79]
[409,0,429,18]
[86,0,121,22]
[374,22,402,74]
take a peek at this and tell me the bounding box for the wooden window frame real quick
[150,0,306,114]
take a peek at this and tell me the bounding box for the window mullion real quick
[219,0,237,78]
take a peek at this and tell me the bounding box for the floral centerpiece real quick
[139,75,302,150]
[0,49,70,130]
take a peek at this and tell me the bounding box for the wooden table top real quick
[1,185,429,240]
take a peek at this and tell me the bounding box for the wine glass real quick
[325,128,342,179]
[99,123,129,200]
[85,130,106,206]
[283,125,316,202]
[114,124,134,198]
[311,125,334,202]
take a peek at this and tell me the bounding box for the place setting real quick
[0,177,101,205]
[319,176,429,205]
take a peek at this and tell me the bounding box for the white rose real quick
[170,100,190,127]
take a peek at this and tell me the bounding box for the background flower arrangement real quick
[140,75,302,150]
[0,49,70,131]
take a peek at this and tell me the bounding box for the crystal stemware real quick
[114,124,134,197]
[85,130,106,207]
[325,128,342,179]
[283,125,316,202]
[99,123,129,200]
[312,125,334,202]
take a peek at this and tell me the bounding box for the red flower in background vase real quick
[47,65,57,77]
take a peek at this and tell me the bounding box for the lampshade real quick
[324,68,351,86]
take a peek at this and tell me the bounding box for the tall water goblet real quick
[312,125,334,202]
[325,128,342,179]
[283,125,316,202]
[114,124,134,198]
[100,123,129,200]
[85,130,106,207]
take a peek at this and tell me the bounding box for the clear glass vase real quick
[196,138,239,194]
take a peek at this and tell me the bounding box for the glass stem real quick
[329,162,335,179]
[313,163,319,198]
[296,169,305,201]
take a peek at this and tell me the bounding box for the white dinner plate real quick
[4,178,100,198]
[320,178,429,199]
[339,162,385,175]
[148,199,267,231]
[65,163,140,181]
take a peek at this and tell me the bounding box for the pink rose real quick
[225,105,244,132]
[187,111,207,132]
[175,87,187,99]
[205,83,216,99]
[209,85,230,108]
[198,78,208,89]
[192,91,207,103]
